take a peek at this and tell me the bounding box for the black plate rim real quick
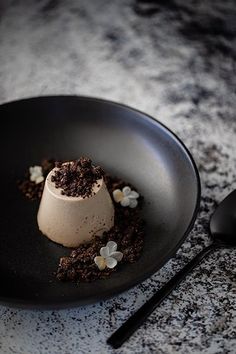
[0,95,201,309]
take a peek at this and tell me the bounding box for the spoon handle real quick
[107,243,218,349]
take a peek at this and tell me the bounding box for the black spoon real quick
[107,190,236,349]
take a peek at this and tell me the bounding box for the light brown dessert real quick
[37,159,114,247]
[18,157,144,283]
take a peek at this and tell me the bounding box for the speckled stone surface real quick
[0,1,236,353]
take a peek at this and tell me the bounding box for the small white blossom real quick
[113,186,139,208]
[29,166,44,184]
[94,241,123,271]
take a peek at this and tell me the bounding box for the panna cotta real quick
[37,158,114,247]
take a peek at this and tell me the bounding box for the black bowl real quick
[0,96,200,309]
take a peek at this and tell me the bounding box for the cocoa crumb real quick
[18,158,55,200]
[51,157,104,198]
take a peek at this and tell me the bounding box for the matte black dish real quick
[0,96,200,309]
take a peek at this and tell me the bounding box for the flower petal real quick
[120,196,130,207]
[129,199,138,208]
[35,176,44,184]
[29,166,44,183]
[106,241,117,253]
[113,189,124,203]
[122,186,131,196]
[129,190,139,199]
[94,256,106,270]
[110,251,123,262]
[105,256,117,269]
[100,246,110,258]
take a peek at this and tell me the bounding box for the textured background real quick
[0,0,236,353]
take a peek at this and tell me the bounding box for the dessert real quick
[37,158,114,247]
[18,157,145,283]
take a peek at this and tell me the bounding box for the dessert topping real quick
[94,241,123,270]
[51,157,104,198]
[29,166,44,184]
[113,186,139,208]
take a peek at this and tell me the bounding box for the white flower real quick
[94,241,123,271]
[113,186,139,208]
[29,166,44,184]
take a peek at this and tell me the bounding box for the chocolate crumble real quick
[51,157,104,198]
[56,174,145,283]
[17,159,55,200]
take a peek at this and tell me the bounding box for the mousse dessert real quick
[37,158,114,247]
[18,157,145,283]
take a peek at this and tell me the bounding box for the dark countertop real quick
[0,1,236,353]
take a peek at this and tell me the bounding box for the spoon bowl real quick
[210,190,236,246]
